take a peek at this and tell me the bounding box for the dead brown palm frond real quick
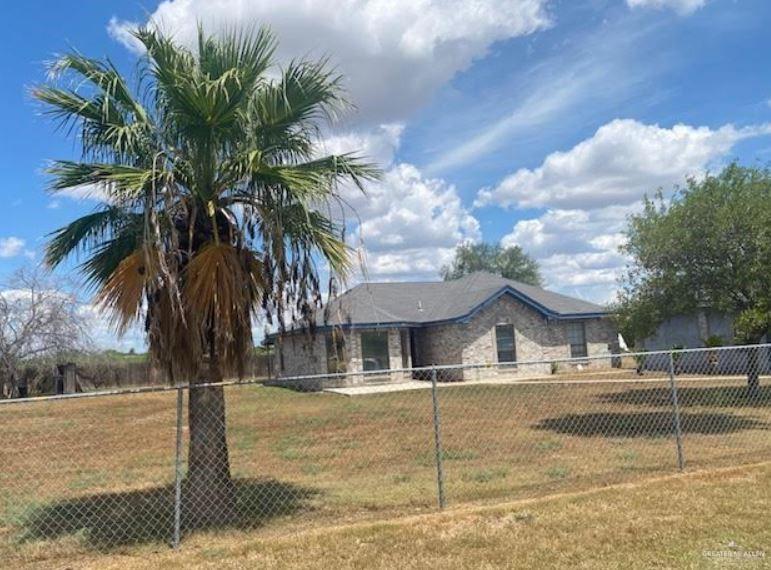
[144,282,203,383]
[183,243,265,375]
[94,250,152,334]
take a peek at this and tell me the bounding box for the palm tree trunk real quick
[184,351,236,527]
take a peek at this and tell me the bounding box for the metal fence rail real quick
[0,344,769,558]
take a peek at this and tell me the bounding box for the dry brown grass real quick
[13,462,771,569]
[0,374,768,567]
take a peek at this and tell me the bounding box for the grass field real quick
[9,463,771,569]
[0,371,769,567]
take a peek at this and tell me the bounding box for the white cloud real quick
[476,119,771,210]
[107,1,545,282]
[626,0,707,16]
[495,119,771,303]
[0,237,25,258]
[346,163,481,280]
[501,206,631,258]
[107,16,145,53]
[107,0,550,279]
[77,303,146,352]
[320,123,405,167]
[55,183,111,203]
[500,205,635,302]
[311,124,481,280]
[108,0,551,126]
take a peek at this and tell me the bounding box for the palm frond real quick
[94,250,150,334]
[196,24,275,85]
[45,208,139,268]
[253,58,348,135]
[183,243,264,374]
[46,161,174,202]
[79,230,142,289]
[36,26,382,378]
[47,52,149,122]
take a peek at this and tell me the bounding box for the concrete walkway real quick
[325,380,430,396]
[322,371,767,396]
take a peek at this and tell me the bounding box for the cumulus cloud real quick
[311,124,480,280]
[495,119,771,302]
[501,206,631,258]
[626,0,707,15]
[345,163,481,280]
[320,123,405,167]
[501,205,635,302]
[107,0,551,126]
[0,237,26,258]
[476,119,771,210]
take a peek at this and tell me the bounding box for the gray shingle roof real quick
[319,271,608,327]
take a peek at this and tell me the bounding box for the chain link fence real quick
[0,344,769,558]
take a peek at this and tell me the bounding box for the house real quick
[639,309,770,374]
[639,309,735,351]
[268,271,618,385]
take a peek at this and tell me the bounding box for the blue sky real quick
[1,0,770,350]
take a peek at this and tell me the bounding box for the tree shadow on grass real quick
[598,385,771,409]
[534,411,769,438]
[20,478,319,550]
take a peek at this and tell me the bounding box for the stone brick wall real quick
[274,327,410,384]
[274,294,618,385]
[542,318,618,370]
[273,333,326,378]
[415,294,617,380]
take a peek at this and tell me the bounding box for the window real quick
[495,324,516,363]
[361,331,390,371]
[567,321,587,358]
[325,330,347,374]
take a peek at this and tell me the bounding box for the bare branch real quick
[0,267,92,397]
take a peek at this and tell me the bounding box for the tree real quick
[617,163,771,396]
[0,268,90,398]
[34,27,377,524]
[441,242,542,285]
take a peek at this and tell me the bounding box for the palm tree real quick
[34,26,377,525]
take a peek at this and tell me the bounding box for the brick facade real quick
[274,293,618,385]
[274,326,411,385]
[412,295,616,380]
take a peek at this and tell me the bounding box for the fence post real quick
[172,387,184,548]
[668,352,685,471]
[430,367,446,509]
